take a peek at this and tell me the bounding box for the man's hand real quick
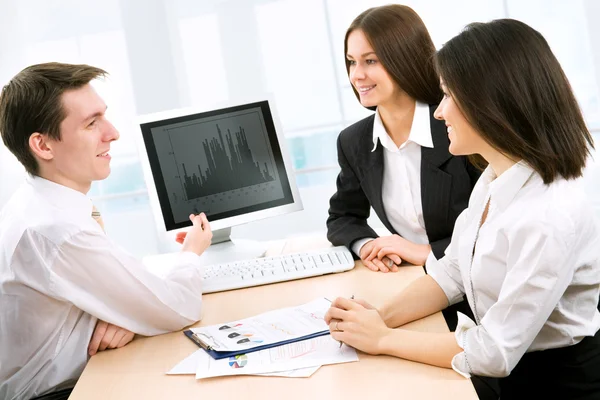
[359,239,402,272]
[364,235,431,266]
[177,213,213,255]
[88,320,135,356]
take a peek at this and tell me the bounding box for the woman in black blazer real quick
[327,4,479,270]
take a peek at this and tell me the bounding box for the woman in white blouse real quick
[325,19,600,399]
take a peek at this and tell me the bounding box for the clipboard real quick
[184,329,330,360]
[182,297,333,360]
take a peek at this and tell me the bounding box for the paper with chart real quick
[189,298,331,352]
[195,335,358,379]
[167,349,321,378]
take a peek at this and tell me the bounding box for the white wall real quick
[583,0,600,213]
[0,0,27,206]
[584,0,600,94]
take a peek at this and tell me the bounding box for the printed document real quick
[195,335,358,379]
[167,350,321,378]
[190,298,331,352]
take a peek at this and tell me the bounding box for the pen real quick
[339,295,355,348]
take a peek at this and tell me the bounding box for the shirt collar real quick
[371,102,433,152]
[483,160,535,210]
[27,175,93,216]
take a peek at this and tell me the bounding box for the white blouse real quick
[427,161,600,378]
[352,102,433,256]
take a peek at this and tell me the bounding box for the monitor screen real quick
[138,100,300,232]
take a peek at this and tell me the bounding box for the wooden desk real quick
[70,238,477,400]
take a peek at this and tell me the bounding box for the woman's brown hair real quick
[435,19,594,183]
[345,5,442,108]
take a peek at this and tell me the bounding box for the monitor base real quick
[202,236,268,266]
[211,227,233,245]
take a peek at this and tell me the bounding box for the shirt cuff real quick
[425,250,437,267]
[351,238,375,258]
[451,312,477,379]
[161,251,204,281]
[425,253,464,306]
[176,251,203,268]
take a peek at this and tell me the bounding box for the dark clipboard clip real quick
[184,330,214,351]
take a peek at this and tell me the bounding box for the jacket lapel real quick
[360,133,396,234]
[421,105,452,168]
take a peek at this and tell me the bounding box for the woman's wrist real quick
[376,327,396,355]
[378,306,389,326]
[379,304,396,327]
[418,244,432,265]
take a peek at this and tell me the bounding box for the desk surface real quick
[70,238,477,400]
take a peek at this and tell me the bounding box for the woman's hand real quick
[324,297,391,354]
[359,239,402,272]
[365,235,431,266]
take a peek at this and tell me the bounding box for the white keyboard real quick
[201,246,355,293]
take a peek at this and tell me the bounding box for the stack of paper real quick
[167,298,359,379]
[168,346,323,378]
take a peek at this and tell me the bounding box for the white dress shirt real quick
[0,177,205,400]
[352,102,433,256]
[427,161,600,378]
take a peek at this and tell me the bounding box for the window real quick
[255,0,342,131]
[507,0,600,129]
[179,14,229,109]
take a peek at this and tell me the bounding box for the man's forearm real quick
[380,275,449,328]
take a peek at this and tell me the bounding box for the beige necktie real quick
[91,205,105,231]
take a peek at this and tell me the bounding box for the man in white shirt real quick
[0,62,213,400]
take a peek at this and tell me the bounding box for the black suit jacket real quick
[326,105,480,259]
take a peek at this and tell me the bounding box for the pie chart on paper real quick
[228,354,248,368]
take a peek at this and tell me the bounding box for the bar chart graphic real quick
[179,124,274,200]
[149,107,285,222]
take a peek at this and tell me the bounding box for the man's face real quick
[44,84,119,193]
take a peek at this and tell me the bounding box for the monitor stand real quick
[200,227,268,265]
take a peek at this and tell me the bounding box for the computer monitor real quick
[136,99,303,248]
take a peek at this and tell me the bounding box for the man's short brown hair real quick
[0,62,107,175]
